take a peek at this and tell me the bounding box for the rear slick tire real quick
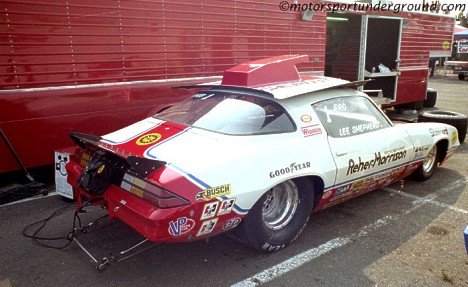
[239,178,314,252]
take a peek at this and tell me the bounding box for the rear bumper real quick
[105,185,198,242]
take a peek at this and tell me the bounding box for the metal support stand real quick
[69,211,161,271]
[0,128,48,202]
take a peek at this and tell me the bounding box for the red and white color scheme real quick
[1,1,456,173]
[63,55,460,252]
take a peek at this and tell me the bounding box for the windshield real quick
[155,91,295,135]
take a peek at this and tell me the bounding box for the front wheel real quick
[237,178,315,252]
[412,144,439,181]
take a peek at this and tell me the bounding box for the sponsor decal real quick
[346,150,407,176]
[301,125,322,138]
[168,217,196,237]
[452,132,457,144]
[413,144,430,160]
[218,198,236,215]
[201,202,219,220]
[222,217,241,231]
[136,133,162,145]
[350,179,366,192]
[269,162,311,178]
[415,145,430,153]
[196,184,231,201]
[331,184,351,200]
[300,114,312,123]
[429,127,448,137]
[197,218,218,236]
[321,190,333,199]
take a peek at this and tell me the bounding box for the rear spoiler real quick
[69,132,166,178]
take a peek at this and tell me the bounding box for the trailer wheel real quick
[236,178,314,252]
[458,74,465,80]
[96,258,110,272]
[424,88,437,108]
[417,111,467,144]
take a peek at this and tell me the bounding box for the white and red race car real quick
[64,55,459,253]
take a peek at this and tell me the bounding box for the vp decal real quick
[168,217,195,237]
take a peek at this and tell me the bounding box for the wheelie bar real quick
[69,212,160,271]
[73,236,160,271]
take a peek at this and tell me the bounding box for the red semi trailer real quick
[0,0,456,174]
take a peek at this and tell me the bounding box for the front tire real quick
[412,144,439,181]
[238,178,315,252]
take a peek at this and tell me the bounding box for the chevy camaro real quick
[65,55,460,254]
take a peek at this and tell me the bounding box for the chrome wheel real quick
[262,180,299,230]
[422,145,437,173]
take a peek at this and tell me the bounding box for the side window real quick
[312,96,390,138]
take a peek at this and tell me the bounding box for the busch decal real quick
[168,217,196,237]
[196,184,231,201]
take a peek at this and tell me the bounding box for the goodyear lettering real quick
[269,162,311,178]
[196,184,231,201]
[346,151,407,176]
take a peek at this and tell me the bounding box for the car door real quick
[312,95,413,199]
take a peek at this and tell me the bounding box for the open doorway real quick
[325,13,402,101]
[325,13,362,81]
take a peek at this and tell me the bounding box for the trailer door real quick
[359,16,402,103]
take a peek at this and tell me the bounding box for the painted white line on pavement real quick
[382,177,468,215]
[0,191,58,208]
[231,237,351,287]
[231,216,395,287]
[232,177,467,286]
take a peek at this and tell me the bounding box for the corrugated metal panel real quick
[0,0,327,90]
[400,13,454,67]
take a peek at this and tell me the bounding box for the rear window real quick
[155,91,295,135]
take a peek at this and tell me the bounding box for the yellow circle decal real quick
[442,41,450,51]
[452,131,457,144]
[136,133,162,145]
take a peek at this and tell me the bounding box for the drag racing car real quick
[65,55,460,254]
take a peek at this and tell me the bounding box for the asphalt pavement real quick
[0,72,467,287]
